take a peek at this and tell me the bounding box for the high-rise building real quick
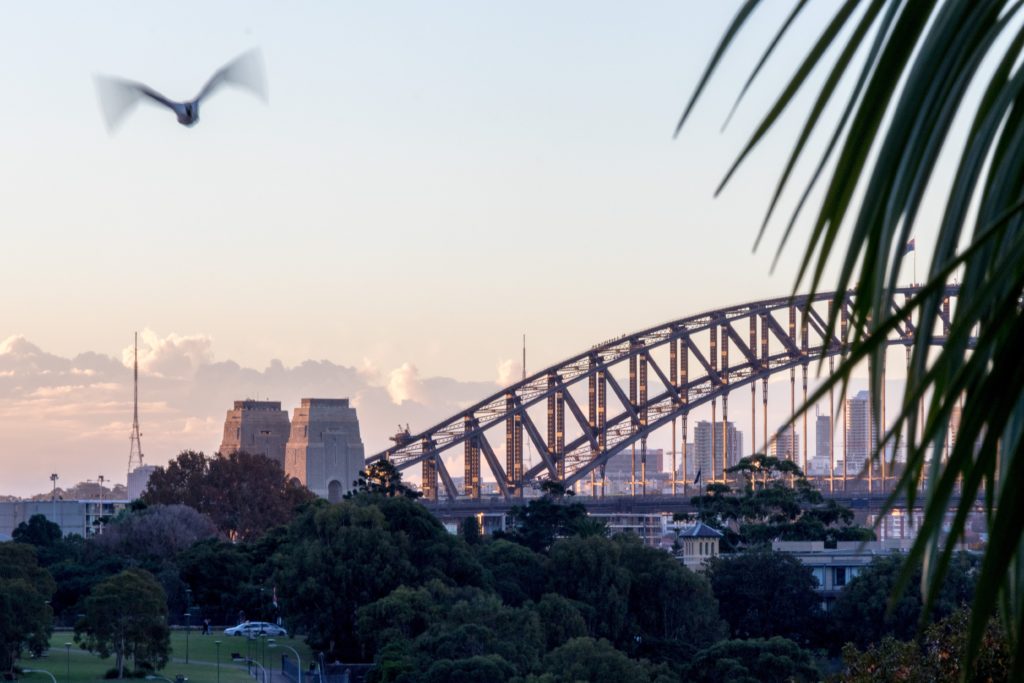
[219,400,292,465]
[846,390,877,473]
[809,414,833,476]
[816,414,832,460]
[772,427,800,461]
[285,398,365,502]
[694,421,743,480]
[605,448,665,478]
[127,465,158,500]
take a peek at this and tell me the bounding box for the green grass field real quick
[16,631,316,683]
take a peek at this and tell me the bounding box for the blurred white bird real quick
[95,49,267,131]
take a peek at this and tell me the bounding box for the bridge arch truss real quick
[370,287,959,501]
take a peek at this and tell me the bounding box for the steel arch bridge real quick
[370,286,960,501]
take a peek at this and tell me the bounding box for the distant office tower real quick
[127,464,158,500]
[694,421,742,480]
[219,400,292,466]
[772,427,800,461]
[845,390,877,473]
[815,415,832,460]
[605,448,665,478]
[285,398,365,502]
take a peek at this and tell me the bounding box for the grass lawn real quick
[15,631,316,683]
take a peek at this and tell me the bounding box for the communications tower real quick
[127,332,144,476]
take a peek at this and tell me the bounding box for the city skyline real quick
[1,2,930,496]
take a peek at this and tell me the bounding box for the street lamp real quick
[24,669,57,683]
[269,639,301,683]
[184,587,193,664]
[214,640,221,683]
[64,642,72,683]
[232,656,267,683]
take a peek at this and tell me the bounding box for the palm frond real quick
[682,0,1024,674]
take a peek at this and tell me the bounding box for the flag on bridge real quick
[905,237,916,254]
[693,468,701,486]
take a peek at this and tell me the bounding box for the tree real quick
[685,455,874,551]
[351,460,422,499]
[682,2,1024,670]
[12,514,62,548]
[460,516,481,545]
[840,608,1012,683]
[0,544,55,676]
[546,536,631,644]
[615,536,726,662]
[704,550,823,646]
[74,568,170,678]
[496,495,604,553]
[534,637,652,683]
[475,539,546,606]
[142,450,316,540]
[685,637,819,683]
[95,504,219,562]
[830,553,976,650]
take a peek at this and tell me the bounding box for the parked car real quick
[224,621,288,637]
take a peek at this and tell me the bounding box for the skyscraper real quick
[771,428,800,461]
[694,420,743,480]
[816,414,832,460]
[846,390,876,474]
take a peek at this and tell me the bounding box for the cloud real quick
[387,362,423,405]
[496,358,523,386]
[0,334,501,497]
[124,329,214,379]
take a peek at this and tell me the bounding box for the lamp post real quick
[184,587,192,664]
[268,639,301,683]
[215,640,221,683]
[24,669,57,683]
[64,642,72,683]
[233,656,267,683]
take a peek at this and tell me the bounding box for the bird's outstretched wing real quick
[95,77,178,132]
[195,49,268,104]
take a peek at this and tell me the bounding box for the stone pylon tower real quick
[285,398,364,502]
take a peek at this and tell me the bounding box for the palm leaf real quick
[681,0,1024,674]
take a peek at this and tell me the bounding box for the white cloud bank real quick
[0,331,498,497]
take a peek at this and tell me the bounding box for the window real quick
[834,567,847,587]
[811,567,825,588]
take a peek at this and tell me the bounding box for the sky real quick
[0,2,938,495]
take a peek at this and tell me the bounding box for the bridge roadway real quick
[420,492,973,518]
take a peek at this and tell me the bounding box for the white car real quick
[224,621,288,637]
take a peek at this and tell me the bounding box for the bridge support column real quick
[761,314,769,456]
[598,366,607,496]
[721,322,729,483]
[680,336,689,494]
[710,325,718,482]
[842,302,849,491]
[547,373,565,482]
[505,393,522,498]
[640,351,648,495]
[802,310,809,477]
[421,439,437,502]
[629,345,638,496]
[750,314,757,459]
[464,417,480,499]
[789,305,797,471]
[670,337,678,495]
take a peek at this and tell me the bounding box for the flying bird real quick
[95,49,267,131]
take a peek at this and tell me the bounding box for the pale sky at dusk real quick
[0,3,938,495]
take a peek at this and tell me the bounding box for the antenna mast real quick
[128,332,144,476]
